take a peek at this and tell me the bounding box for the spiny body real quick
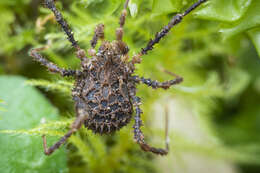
[73,41,134,134]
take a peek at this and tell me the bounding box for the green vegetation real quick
[0,76,67,172]
[0,0,260,172]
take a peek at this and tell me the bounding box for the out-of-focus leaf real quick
[220,0,260,39]
[3,29,36,54]
[0,0,30,6]
[81,0,121,17]
[224,68,250,99]
[79,0,104,7]
[152,0,182,15]
[0,7,14,54]
[248,27,260,56]
[195,0,260,56]
[0,76,67,173]
[195,0,252,22]
[0,99,5,112]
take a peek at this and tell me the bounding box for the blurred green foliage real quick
[0,76,67,173]
[0,0,260,173]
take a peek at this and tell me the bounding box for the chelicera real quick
[29,0,207,156]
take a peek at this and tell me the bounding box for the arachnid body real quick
[29,0,208,156]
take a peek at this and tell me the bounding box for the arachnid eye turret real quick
[117,41,129,55]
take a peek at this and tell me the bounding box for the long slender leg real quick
[29,47,80,77]
[44,0,87,60]
[42,96,89,155]
[131,0,208,64]
[42,114,86,155]
[131,71,183,89]
[116,0,130,41]
[42,129,74,155]
[132,96,169,155]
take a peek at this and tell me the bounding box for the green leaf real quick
[219,0,260,39]
[248,27,260,56]
[224,68,250,99]
[195,0,260,56]
[195,0,252,22]
[152,0,182,15]
[80,0,121,17]
[0,7,14,54]
[0,76,68,173]
[0,0,30,6]
[79,0,104,7]
[0,99,6,112]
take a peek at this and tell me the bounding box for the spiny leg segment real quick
[116,0,130,41]
[130,69,182,155]
[131,0,208,64]
[29,47,80,77]
[42,129,74,155]
[44,0,87,60]
[42,97,88,155]
[132,96,169,155]
[131,72,183,89]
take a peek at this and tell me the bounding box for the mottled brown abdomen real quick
[78,57,133,134]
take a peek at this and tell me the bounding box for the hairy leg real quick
[42,96,89,155]
[29,47,80,77]
[42,129,74,155]
[116,0,130,41]
[42,114,86,155]
[132,96,169,155]
[44,0,87,60]
[131,70,183,89]
[131,0,208,65]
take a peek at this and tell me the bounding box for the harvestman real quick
[30,0,208,156]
